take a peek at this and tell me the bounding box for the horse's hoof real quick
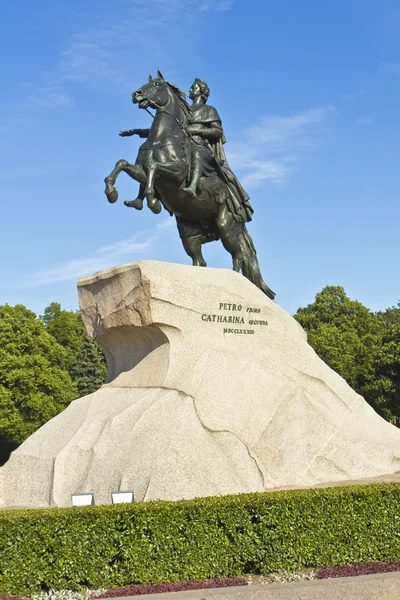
[193,261,207,267]
[233,260,243,273]
[124,198,143,210]
[264,286,276,300]
[105,187,118,204]
[148,198,162,214]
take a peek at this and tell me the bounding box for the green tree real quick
[41,302,107,391]
[0,305,78,462]
[41,302,85,371]
[377,301,400,326]
[71,335,108,397]
[295,286,383,392]
[365,306,400,421]
[294,286,400,421]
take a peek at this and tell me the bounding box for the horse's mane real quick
[165,80,192,122]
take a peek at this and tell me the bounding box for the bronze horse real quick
[104,72,275,299]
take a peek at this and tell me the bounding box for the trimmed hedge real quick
[1,484,400,595]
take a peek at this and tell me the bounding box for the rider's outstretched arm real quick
[137,129,150,138]
[119,128,150,138]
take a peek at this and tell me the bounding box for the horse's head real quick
[132,70,170,110]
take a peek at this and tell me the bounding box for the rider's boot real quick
[184,167,201,198]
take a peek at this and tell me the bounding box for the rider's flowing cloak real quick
[190,104,254,223]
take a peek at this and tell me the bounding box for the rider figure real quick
[118,77,253,222]
[183,79,223,197]
[184,78,253,223]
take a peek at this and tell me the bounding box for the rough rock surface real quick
[1,261,399,508]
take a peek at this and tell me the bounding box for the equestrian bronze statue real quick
[104,71,275,299]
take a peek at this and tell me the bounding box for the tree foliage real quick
[71,335,108,397]
[41,302,107,395]
[0,303,107,464]
[366,303,400,421]
[41,302,84,371]
[0,304,78,447]
[295,287,400,421]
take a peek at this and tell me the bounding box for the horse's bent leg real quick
[104,159,129,203]
[144,162,162,214]
[216,205,244,272]
[124,183,145,210]
[123,163,147,185]
[106,159,129,185]
[182,235,207,267]
[145,159,184,213]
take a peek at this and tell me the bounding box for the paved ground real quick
[109,572,400,600]
[1,573,399,600]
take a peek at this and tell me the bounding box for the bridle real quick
[140,93,196,144]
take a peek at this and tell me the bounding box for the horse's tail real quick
[238,225,276,300]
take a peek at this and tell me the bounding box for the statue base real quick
[1,261,399,508]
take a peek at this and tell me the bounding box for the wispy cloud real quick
[199,0,233,11]
[23,0,233,110]
[226,105,335,188]
[127,0,232,12]
[29,88,74,109]
[22,218,175,286]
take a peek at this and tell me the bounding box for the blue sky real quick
[1,0,399,316]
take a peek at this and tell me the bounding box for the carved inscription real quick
[201,302,268,335]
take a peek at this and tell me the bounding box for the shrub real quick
[1,483,400,595]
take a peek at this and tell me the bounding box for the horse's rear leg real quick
[216,205,244,272]
[182,234,207,267]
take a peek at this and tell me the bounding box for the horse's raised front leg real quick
[124,183,145,210]
[123,162,147,185]
[145,158,184,214]
[105,160,147,204]
[144,161,162,214]
[105,159,128,203]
